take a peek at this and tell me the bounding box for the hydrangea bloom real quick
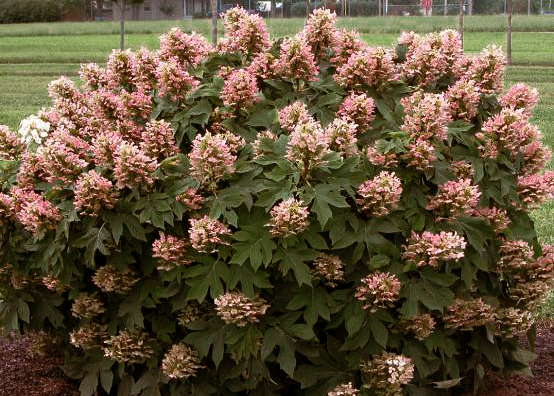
[336,92,376,129]
[361,352,414,396]
[176,187,204,211]
[400,30,462,89]
[218,6,270,58]
[161,343,203,379]
[18,114,50,148]
[328,383,359,396]
[70,323,107,350]
[366,143,399,168]
[443,298,495,331]
[401,92,451,142]
[516,171,554,209]
[286,120,330,174]
[159,28,211,66]
[71,293,105,319]
[356,171,403,217]
[278,101,314,133]
[92,265,138,294]
[155,58,200,102]
[105,49,136,90]
[247,52,277,81]
[398,313,436,341]
[426,178,481,218]
[140,120,179,160]
[325,118,358,157]
[103,329,154,364]
[456,45,506,95]
[402,231,466,267]
[79,63,108,91]
[189,132,244,191]
[499,83,539,117]
[0,125,24,160]
[446,79,481,121]
[476,108,540,160]
[152,233,192,270]
[130,47,159,91]
[74,170,117,216]
[214,291,270,327]
[221,69,260,110]
[189,216,232,253]
[497,239,535,274]
[402,140,436,170]
[355,272,401,312]
[311,253,345,287]
[11,187,61,236]
[268,198,310,237]
[495,307,533,338]
[275,35,319,83]
[331,29,367,66]
[335,47,398,91]
[301,8,337,59]
[113,143,158,190]
[474,206,511,232]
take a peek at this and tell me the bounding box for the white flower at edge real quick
[18,114,50,147]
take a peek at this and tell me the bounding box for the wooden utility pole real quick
[459,0,464,50]
[507,0,513,65]
[211,0,217,46]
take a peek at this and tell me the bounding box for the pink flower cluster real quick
[214,291,270,327]
[113,143,158,190]
[152,233,192,270]
[105,49,136,90]
[499,83,539,117]
[0,125,24,160]
[334,47,398,91]
[221,69,260,110]
[402,231,466,267]
[360,351,414,394]
[11,187,61,236]
[286,120,331,173]
[427,178,481,218]
[155,58,200,102]
[325,118,358,158]
[497,239,535,273]
[301,8,337,59]
[446,79,481,121]
[450,160,474,179]
[403,139,437,171]
[79,63,108,91]
[278,101,313,133]
[74,170,117,216]
[189,216,232,253]
[355,272,401,312]
[356,171,403,217]
[366,143,399,168]
[219,6,270,58]
[400,30,462,89]
[189,132,244,192]
[516,171,554,210]
[401,92,451,142]
[159,28,212,66]
[476,108,540,160]
[131,47,159,91]
[474,206,511,233]
[268,198,310,237]
[141,120,179,160]
[455,45,506,95]
[330,29,367,66]
[275,35,319,83]
[176,187,204,210]
[336,92,376,130]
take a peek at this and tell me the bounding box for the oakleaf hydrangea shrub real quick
[0,7,553,396]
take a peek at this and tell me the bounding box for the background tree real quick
[110,0,145,50]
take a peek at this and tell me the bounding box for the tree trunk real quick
[211,0,217,46]
[119,0,127,50]
[444,0,448,16]
[458,0,464,50]
[271,0,276,17]
[507,0,512,65]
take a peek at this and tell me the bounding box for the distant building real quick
[110,0,213,20]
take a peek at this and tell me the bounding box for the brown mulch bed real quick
[0,333,79,396]
[2,326,554,396]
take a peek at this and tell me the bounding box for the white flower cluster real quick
[18,114,50,147]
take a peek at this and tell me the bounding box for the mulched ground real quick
[1,326,554,396]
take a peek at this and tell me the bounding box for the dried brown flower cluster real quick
[161,343,203,379]
[103,329,155,364]
[71,293,106,319]
[92,264,138,293]
[214,291,269,327]
[69,322,107,350]
[311,253,345,287]
[361,351,414,396]
[443,298,495,331]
